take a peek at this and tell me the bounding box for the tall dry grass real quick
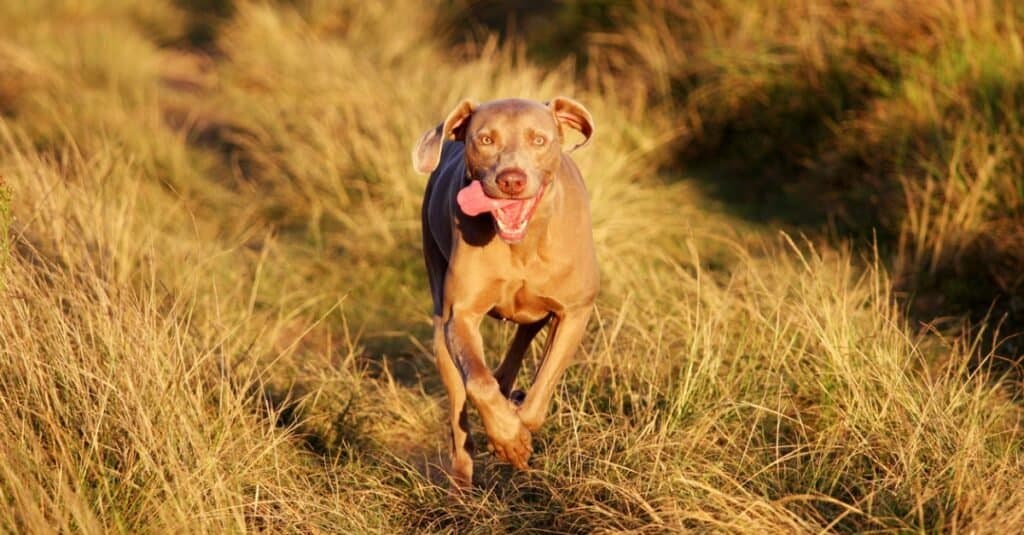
[0,0,1022,532]
[589,0,1024,336]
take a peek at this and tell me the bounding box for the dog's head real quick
[412,97,594,242]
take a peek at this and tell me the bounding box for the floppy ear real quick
[411,99,477,175]
[547,96,594,152]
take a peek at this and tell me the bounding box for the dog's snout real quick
[496,169,527,196]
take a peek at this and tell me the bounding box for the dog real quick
[412,97,599,487]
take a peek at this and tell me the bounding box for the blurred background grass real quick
[1,0,1022,532]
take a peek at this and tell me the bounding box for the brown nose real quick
[496,169,527,196]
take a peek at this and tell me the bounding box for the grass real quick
[586,0,1024,347]
[0,0,1022,532]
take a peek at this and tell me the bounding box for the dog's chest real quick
[490,280,559,324]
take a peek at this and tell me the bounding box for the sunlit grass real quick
[0,0,1021,532]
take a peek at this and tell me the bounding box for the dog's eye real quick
[532,136,546,146]
[479,134,493,145]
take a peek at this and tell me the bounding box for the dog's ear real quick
[547,96,594,152]
[411,99,477,175]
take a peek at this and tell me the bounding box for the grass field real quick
[1,1,1023,532]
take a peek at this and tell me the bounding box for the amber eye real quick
[479,134,493,145]
[532,135,546,146]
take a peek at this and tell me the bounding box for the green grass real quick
[0,0,1022,532]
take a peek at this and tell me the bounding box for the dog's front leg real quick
[444,306,533,469]
[517,307,592,432]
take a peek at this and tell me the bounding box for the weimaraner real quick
[412,97,599,487]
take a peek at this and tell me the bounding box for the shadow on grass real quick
[171,0,235,50]
[438,0,619,67]
[400,460,613,534]
[901,235,1024,380]
[258,379,372,461]
[668,70,1024,368]
[667,60,904,240]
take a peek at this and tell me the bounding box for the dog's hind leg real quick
[493,317,549,400]
[433,316,474,487]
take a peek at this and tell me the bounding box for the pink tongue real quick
[456,180,522,216]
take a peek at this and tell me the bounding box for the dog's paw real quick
[447,446,475,489]
[488,420,532,470]
[483,400,533,469]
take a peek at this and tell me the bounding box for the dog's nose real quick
[496,169,527,196]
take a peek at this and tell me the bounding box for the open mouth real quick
[491,188,543,242]
[456,180,545,243]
